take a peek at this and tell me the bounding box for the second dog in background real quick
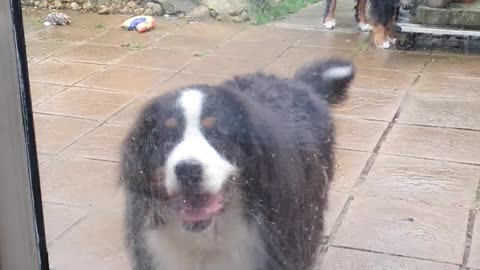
[369,0,398,49]
[325,0,412,49]
[369,0,412,49]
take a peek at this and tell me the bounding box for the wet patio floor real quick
[22,6,480,270]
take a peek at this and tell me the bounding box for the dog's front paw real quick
[400,0,411,9]
[323,20,336,29]
[358,22,372,32]
[377,40,391,49]
[387,36,397,44]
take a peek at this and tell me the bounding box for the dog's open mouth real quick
[179,193,224,232]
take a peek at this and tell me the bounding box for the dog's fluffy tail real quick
[294,59,355,104]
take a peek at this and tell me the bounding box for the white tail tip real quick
[323,65,354,79]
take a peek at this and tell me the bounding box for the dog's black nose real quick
[175,161,203,188]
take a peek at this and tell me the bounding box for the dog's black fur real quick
[370,0,396,26]
[121,59,355,270]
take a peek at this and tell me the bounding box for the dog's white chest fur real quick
[144,201,265,270]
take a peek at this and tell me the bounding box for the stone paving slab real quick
[333,197,469,264]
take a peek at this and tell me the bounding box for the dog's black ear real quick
[121,130,148,194]
[294,59,355,104]
[120,102,159,194]
[121,103,161,270]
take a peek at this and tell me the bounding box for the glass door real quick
[0,0,49,269]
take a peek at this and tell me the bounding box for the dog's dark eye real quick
[216,123,231,137]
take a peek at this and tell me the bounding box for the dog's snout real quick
[175,161,203,187]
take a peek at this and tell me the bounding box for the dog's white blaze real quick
[322,65,353,79]
[165,89,236,194]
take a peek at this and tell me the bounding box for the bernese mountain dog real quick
[370,0,397,49]
[369,0,414,49]
[121,59,355,270]
[325,0,413,49]
[324,0,372,32]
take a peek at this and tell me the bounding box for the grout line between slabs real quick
[316,48,432,266]
[41,22,248,161]
[372,152,480,167]
[151,24,250,86]
[353,52,430,187]
[33,23,181,99]
[460,179,480,269]
[331,244,463,267]
[461,210,478,269]
[47,214,88,247]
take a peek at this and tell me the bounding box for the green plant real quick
[94,23,106,29]
[248,0,319,24]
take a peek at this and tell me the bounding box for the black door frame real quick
[0,1,49,269]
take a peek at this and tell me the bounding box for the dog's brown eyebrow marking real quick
[154,167,165,182]
[152,167,172,201]
[202,116,216,129]
[165,118,177,128]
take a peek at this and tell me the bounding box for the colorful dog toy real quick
[121,16,156,33]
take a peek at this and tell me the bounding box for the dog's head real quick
[123,87,254,232]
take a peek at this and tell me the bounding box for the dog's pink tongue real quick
[180,194,223,222]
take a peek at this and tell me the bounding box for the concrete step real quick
[414,1,480,28]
